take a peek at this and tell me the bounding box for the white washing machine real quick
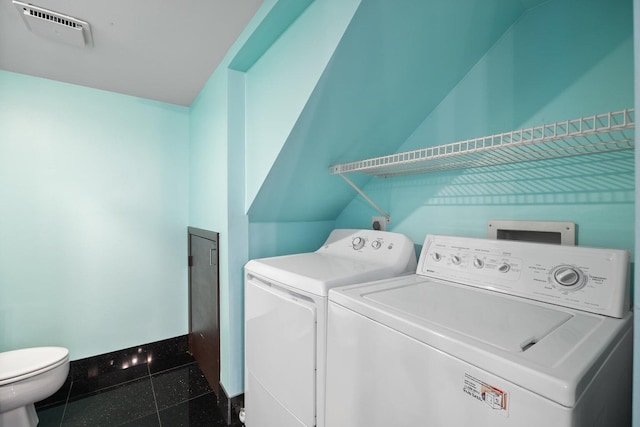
[244,229,417,427]
[325,234,632,427]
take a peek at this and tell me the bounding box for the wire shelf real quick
[329,109,635,177]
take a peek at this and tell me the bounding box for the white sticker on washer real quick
[463,373,509,417]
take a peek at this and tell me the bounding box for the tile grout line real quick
[150,359,197,376]
[155,390,215,413]
[147,363,162,427]
[58,379,73,427]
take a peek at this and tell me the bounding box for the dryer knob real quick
[352,237,366,250]
[371,240,382,250]
[431,252,442,262]
[451,255,462,265]
[473,258,484,269]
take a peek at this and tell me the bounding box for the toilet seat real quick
[0,347,69,386]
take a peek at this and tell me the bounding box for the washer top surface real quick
[245,229,417,296]
[330,275,631,408]
[328,234,633,407]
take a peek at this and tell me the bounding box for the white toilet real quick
[0,347,69,427]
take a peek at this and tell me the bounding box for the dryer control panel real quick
[418,235,630,318]
[318,229,417,273]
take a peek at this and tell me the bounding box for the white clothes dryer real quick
[243,229,417,427]
[325,234,632,427]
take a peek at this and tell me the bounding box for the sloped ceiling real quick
[249,0,540,222]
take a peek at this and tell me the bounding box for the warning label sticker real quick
[463,373,509,417]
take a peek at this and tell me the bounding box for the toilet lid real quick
[0,347,69,383]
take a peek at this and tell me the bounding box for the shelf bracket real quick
[338,173,391,223]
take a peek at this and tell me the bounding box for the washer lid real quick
[329,275,632,407]
[245,252,399,296]
[0,346,69,383]
[365,278,572,352]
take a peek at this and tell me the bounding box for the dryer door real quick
[245,276,317,427]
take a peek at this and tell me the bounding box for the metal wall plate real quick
[487,220,576,245]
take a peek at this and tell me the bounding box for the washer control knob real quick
[371,240,382,250]
[352,237,365,250]
[451,255,462,265]
[431,252,442,262]
[554,267,580,287]
[550,265,587,291]
[473,258,484,269]
[498,263,511,273]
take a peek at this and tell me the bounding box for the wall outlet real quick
[371,216,387,231]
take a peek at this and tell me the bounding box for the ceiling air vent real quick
[13,1,93,47]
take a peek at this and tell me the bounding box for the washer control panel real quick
[418,235,630,318]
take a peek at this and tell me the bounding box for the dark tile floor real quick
[34,338,241,427]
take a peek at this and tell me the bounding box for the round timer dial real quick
[550,265,587,291]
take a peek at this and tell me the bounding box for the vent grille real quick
[13,1,93,47]
[27,8,80,29]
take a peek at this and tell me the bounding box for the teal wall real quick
[633,0,639,424]
[248,221,337,259]
[244,0,361,260]
[240,0,635,397]
[244,0,361,209]
[0,70,189,359]
[248,0,533,225]
[1,0,635,407]
[188,19,255,399]
[335,0,635,256]
[189,0,360,397]
[188,59,235,395]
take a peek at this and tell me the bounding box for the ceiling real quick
[0,0,263,106]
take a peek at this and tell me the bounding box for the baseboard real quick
[69,334,190,380]
[36,335,191,410]
[35,335,244,425]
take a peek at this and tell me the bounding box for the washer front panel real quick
[417,235,629,318]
